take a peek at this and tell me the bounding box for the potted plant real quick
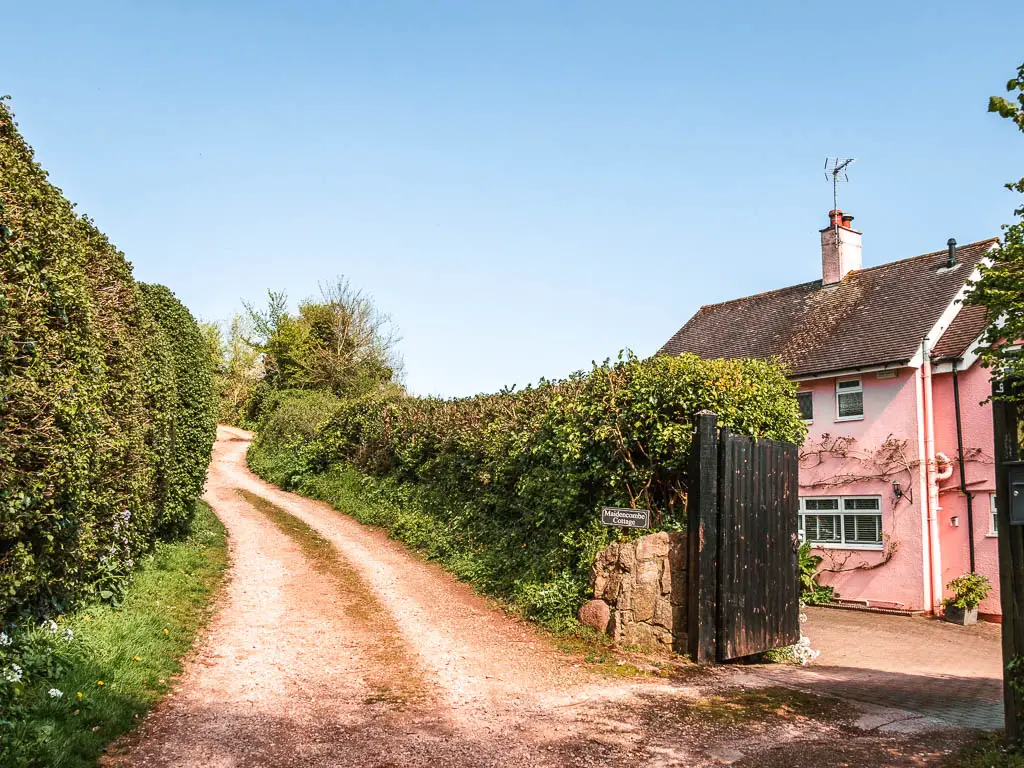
[943,573,993,625]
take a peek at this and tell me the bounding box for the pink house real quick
[662,210,1003,618]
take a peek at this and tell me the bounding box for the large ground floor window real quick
[799,496,883,549]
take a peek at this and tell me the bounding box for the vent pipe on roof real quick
[947,238,957,268]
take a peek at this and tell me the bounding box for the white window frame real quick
[835,377,864,421]
[797,391,814,424]
[799,495,884,550]
[989,493,999,537]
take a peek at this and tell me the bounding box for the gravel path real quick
[103,427,974,768]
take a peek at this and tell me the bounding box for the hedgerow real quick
[0,101,215,621]
[139,284,218,538]
[248,352,805,627]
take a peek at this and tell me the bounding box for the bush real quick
[252,389,345,447]
[249,352,806,627]
[945,573,993,610]
[139,284,218,537]
[0,101,215,621]
[798,542,835,605]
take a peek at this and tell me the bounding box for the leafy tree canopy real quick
[243,278,402,399]
[967,62,1024,389]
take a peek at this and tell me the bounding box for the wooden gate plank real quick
[687,412,719,664]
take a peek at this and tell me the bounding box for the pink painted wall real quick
[930,362,1000,616]
[797,362,1000,615]
[797,369,928,611]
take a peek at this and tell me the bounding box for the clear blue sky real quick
[4,1,1023,396]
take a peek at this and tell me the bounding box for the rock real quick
[653,597,673,629]
[588,531,689,651]
[669,534,687,566]
[617,545,636,573]
[616,577,633,609]
[578,599,611,634]
[626,622,671,649]
[636,532,670,561]
[637,558,660,586]
[601,571,622,602]
[659,558,673,596]
[632,585,657,623]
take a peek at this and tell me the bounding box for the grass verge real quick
[0,502,228,768]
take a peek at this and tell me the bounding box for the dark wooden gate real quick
[992,379,1024,741]
[687,411,801,663]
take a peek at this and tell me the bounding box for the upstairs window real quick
[991,493,999,536]
[797,392,814,422]
[836,378,864,420]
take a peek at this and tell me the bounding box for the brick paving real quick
[748,606,1004,730]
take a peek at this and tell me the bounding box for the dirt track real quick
[104,427,970,768]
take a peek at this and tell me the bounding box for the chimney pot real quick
[842,214,855,227]
[828,209,844,228]
[947,238,957,267]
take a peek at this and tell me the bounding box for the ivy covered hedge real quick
[0,101,216,621]
[248,353,805,627]
[139,284,218,538]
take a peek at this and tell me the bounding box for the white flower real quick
[3,664,23,683]
[43,619,59,633]
[793,635,821,665]
[0,632,11,647]
[63,628,74,642]
[48,688,63,699]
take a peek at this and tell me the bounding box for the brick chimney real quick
[820,209,862,284]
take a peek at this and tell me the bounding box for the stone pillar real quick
[581,531,687,652]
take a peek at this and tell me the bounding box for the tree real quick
[243,278,403,398]
[295,278,403,396]
[966,62,1024,390]
[207,313,261,425]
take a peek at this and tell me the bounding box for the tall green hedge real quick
[139,284,217,537]
[248,353,806,626]
[0,101,216,620]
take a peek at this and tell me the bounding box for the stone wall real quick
[579,531,687,652]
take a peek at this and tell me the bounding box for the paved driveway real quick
[750,606,1004,730]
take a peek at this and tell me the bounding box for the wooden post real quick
[993,379,1024,741]
[688,411,719,664]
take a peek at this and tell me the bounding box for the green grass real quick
[948,733,1024,767]
[0,502,228,768]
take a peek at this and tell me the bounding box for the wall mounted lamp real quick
[892,480,903,500]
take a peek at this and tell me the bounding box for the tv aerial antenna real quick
[824,157,854,243]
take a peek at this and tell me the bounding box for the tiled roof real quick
[660,238,998,376]
[931,304,989,361]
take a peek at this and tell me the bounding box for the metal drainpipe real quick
[952,360,977,572]
[922,341,944,613]
[914,356,934,612]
